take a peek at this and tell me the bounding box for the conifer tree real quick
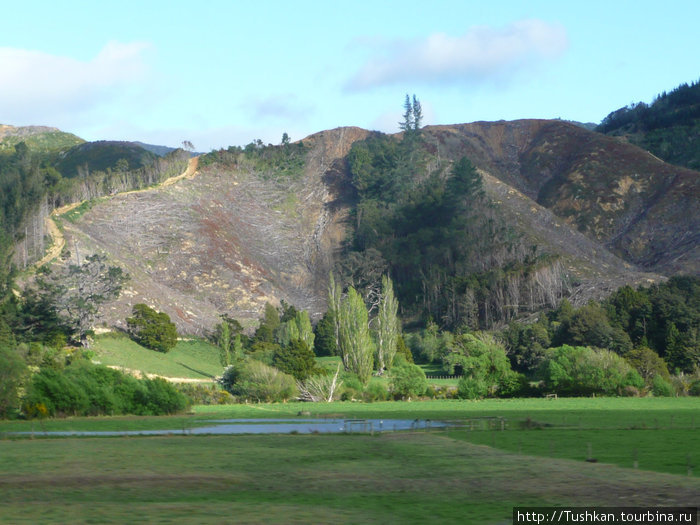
[399,94,414,132]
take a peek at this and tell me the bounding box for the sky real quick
[1,0,698,151]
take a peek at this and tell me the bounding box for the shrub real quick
[364,381,390,402]
[538,345,644,396]
[176,383,234,405]
[0,344,28,418]
[688,380,700,397]
[23,361,188,417]
[389,363,427,399]
[273,339,318,380]
[127,304,178,353]
[223,360,297,402]
[457,376,488,400]
[142,377,189,414]
[651,375,675,397]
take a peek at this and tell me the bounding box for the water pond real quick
[9,418,450,437]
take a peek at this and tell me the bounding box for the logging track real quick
[34,156,199,269]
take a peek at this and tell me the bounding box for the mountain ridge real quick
[47,119,697,334]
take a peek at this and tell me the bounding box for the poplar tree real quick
[338,286,374,385]
[375,275,400,373]
[328,272,342,352]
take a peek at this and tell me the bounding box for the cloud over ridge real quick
[0,41,150,124]
[347,19,568,90]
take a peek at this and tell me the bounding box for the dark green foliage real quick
[254,303,280,343]
[343,131,562,329]
[272,338,318,381]
[597,80,700,169]
[553,302,632,354]
[313,310,337,356]
[603,277,700,373]
[389,362,428,399]
[23,360,187,417]
[0,343,27,418]
[127,304,178,353]
[199,140,307,180]
[501,320,551,373]
[247,341,279,366]
[394,334,413,364]
[55,141,157,178]
[538,345,644,397]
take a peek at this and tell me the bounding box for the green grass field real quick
[1,398,698,523]
[1,431,698,523]
[91,333,221,380]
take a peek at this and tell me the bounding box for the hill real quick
[0,124,84,153]
[52,120,699,334]
[56,140,159,177]
[597,80,700,170]
[424,120,698,276]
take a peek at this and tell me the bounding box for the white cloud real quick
[0,41,150,124]
[347,19,568,90]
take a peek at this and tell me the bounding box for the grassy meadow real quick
[91,333,221,380]
[0,397,698,523]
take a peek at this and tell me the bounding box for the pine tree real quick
[399,94,414,132]
[412,95,423,130]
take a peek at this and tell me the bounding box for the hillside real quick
[48,120,700,334]
[56,140,159,177]
[423,120,699,276]
[0,124,84,153]
[596,80,700,170]
[57,127,369,334]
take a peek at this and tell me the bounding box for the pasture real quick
[1,398,698,523]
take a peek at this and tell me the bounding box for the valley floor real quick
[1,398,698,524]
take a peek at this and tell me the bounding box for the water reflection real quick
[9,418,448,437]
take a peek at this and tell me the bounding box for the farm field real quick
[90,333,221,380]
[1,428,699,524]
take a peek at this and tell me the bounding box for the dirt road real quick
[34,156,199,269]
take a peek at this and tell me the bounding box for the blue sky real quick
[1,0,698,151]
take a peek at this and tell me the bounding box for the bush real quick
[457,376,488,400]
[273,339,318,380]
[688,380,700,397]
[222,359,297,402]
[651,375,675,397]
[364,381,390,402]
[0,344,27,418]
[538,345,644,396]
[23,361,188,417]
[389,363,427,399]
[127,304,178,353]
[176,383,234,405]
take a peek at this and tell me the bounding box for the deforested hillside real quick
[59,128,370,334]
[52,120,697,334]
